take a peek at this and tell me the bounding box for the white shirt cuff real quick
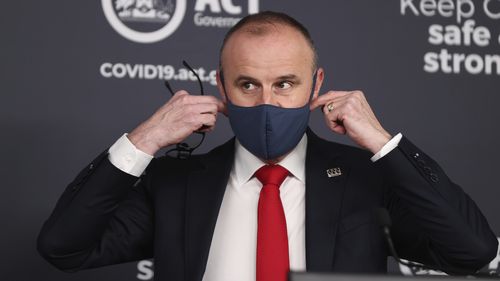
[108,134,154,177]
[370,133,403,162]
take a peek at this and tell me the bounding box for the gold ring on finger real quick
[327,103,334,112]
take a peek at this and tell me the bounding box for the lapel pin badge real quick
[326,167,342,178]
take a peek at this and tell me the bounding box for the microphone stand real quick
[374,208,498,278]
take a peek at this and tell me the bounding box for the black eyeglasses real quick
[164,60,206,159]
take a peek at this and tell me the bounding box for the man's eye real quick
[277,81,292,90]
[242,83,256,90]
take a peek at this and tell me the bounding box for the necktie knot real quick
[255,164,289,188]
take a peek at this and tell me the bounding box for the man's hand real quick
[128,91,226,155]
[310,90,392,154]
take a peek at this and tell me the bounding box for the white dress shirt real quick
[108,132,403,281]
[202,135,308,281]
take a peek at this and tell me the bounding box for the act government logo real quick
[102,0,187,43]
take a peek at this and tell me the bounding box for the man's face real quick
[218,24,323,108]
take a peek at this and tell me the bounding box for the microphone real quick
[374,207,498,278]
[375,207,497,279]
[374,208,422,276]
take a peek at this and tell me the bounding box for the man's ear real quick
[216,70,227,103]
[313,67,325,100]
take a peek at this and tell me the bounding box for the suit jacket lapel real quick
[183,130,351,277]
[305,129,350,271]
[185,138,235,281]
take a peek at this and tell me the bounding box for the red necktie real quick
[255,164,290,281]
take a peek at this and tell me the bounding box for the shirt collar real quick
[233,134,308,186]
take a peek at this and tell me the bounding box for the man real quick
[37,11,497,281]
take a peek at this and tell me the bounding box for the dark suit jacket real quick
[37,129,498,280]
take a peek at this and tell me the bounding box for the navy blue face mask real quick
[221,71,317,160]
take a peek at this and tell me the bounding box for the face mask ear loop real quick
[219,70,232,104]
[309,69,318,103]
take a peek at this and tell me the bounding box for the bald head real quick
[219,11,318,72]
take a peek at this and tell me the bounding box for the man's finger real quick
[173,90,189,97]
[171,90,226,115]
[310,91,351,110]
[216,100,227,115]
[321,100,346,116]
[330,123,347,135]
[186,95,223,105]
[188,103,219,116]
[196,113,217,129]
[321,100,348,134]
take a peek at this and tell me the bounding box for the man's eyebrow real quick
[276,74,300,82]
[233,74,301,85]
[234,75,259,85]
